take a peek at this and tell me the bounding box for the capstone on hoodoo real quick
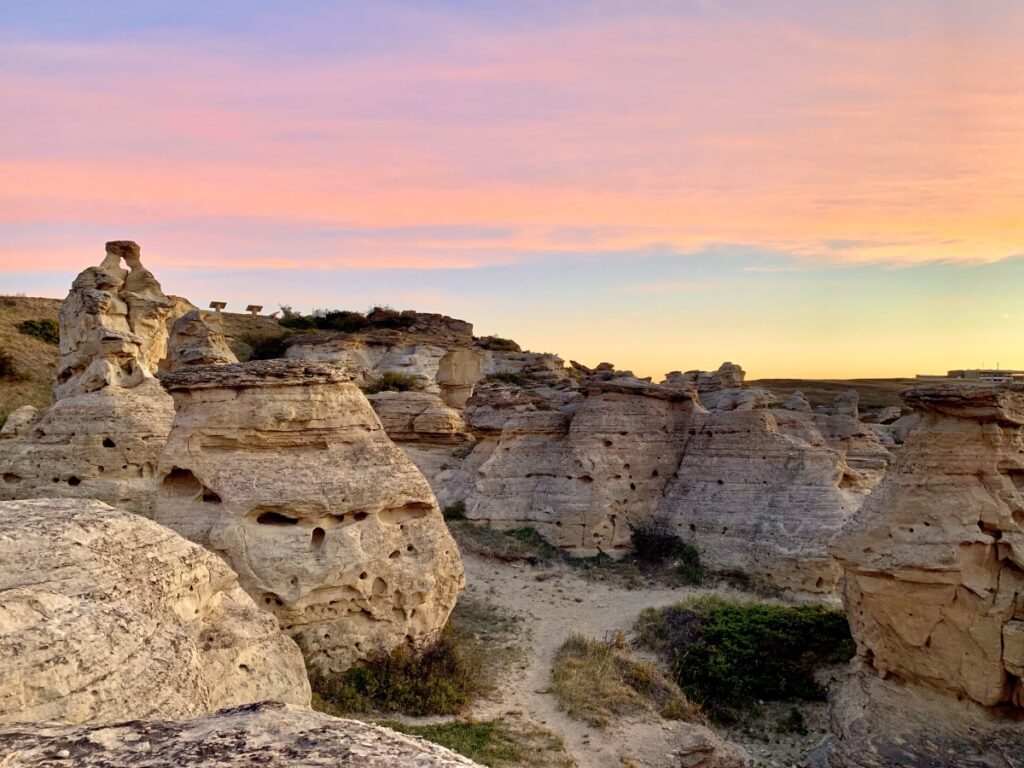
[152,359,466,671]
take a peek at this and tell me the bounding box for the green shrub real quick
[550,633,702,728]
[0,348,20,380]
[630,521,703,584]
[321,310,370,333]
[478,336,521,352]
[484,371,529,386]
[241,333,290,360]
[634,596,856,722]
[366,306,416,330]
[279,313,317,330]
[361,371,422,394]
[443,500,467,520]
[16,318,59,345]
[309,625,482,716]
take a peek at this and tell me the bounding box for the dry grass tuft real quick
[550,633,704,728]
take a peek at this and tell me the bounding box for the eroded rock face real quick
[54,241,177,401]
[0,701,481,767]
[0,499,310,725]
[657,407,873,593]
[162,309,238,372]
[152,360,465,671]
[833,384,1024,708]
[0,406,39,439]
[0,380,174,516]
[816,384,1024,766]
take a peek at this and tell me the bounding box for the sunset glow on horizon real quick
[2,1,1023,379]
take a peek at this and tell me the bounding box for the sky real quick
[1,1,1022,379]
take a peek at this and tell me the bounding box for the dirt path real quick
[460,553,725,768]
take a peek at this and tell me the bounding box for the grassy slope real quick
[0,297,285,424]
[0,296,62,419]
[749,377,918,410]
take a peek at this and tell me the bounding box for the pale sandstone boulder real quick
[368,391,469,444]
[0,406,39,439]
[0,701,481,767]
[658,407,871,593]
[0,499,309,725]
[435,346,485,407]
[783,391,811,412]
[833,384,1024,708]
[0,380,174,516]
[162,309,238,372]
[152,360,465,672]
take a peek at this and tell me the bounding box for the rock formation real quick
[54,241,178,401]
[0,243,186,514]
[816,383,1024,765]
[657,405,874,593]
[162,309,238,372]
[0,498,310,725]
[152,359,465,671]
[0,701,481,767]
[0,405,39,439]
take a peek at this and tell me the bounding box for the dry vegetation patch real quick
[550,633,703,728]
[0,296,61,422]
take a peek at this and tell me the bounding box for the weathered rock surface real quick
[0,380,174,516]
[0,701,481,767]
[0,406,39,439]
[833,384,1024,708]
[153,359,465,671]
[657,406,873,593]
[0,499,310,725]
[162,309,238,372]
[817,384,1024,765]
[54,241,177,401]
[811,671,1024,768]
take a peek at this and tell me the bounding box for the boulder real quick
[0,701,481,767]
[0,405,39,439]
[162,310,238,372]
[0,499,309,725]
[152,360,465,671]
[783,391,811,412]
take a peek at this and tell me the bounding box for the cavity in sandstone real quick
[152,359,465,671]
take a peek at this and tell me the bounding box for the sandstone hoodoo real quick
[0,242,183,515]
[0,498,310,725]
[152,359,465,671]
[0,702,483,767]
[162,308,239,372]
[817,383,1024,765]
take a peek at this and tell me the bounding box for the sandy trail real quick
[461,552,715,768]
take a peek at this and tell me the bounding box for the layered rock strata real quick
[816,384,1024,765]
[162,309,238,372]
[153,359,465,671]
[0,498,310,725]
[0,701,481,767]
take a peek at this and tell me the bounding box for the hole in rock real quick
[578,475,593,484]
[717,479,724,485]
[353,511,369,522]
[2,473,20,484]
[102,437,116,448]
[239,664,250,673]
[378,502,433,525]
[359,571,368,579]
[816,577,824,589]
[162,467,203,498]
[202,488,222,503]
[389,550,401,559]
[603,439,613,448]
[311,527,326,549]
[256,511,300,526]
[262,593,284,607]
[629,483,636,491]
[689,524,696,532]
[67,476,81,486]
[651,469,659,478]
[406,544,415,552]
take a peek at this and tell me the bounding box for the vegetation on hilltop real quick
[279,305,416,333]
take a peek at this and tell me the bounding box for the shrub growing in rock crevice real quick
[634,596,855,722]
[361,372,422,395]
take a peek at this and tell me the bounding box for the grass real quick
[310,624,482,717]
[550,633,703,728]
[379,717,572,768]
[449,519,703,588]
[0,296,61,416]
[311,593,522,718]
[362,371,423,394]
[633,595,856,723]
[16,318,59,345]
[483,371,530,386]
